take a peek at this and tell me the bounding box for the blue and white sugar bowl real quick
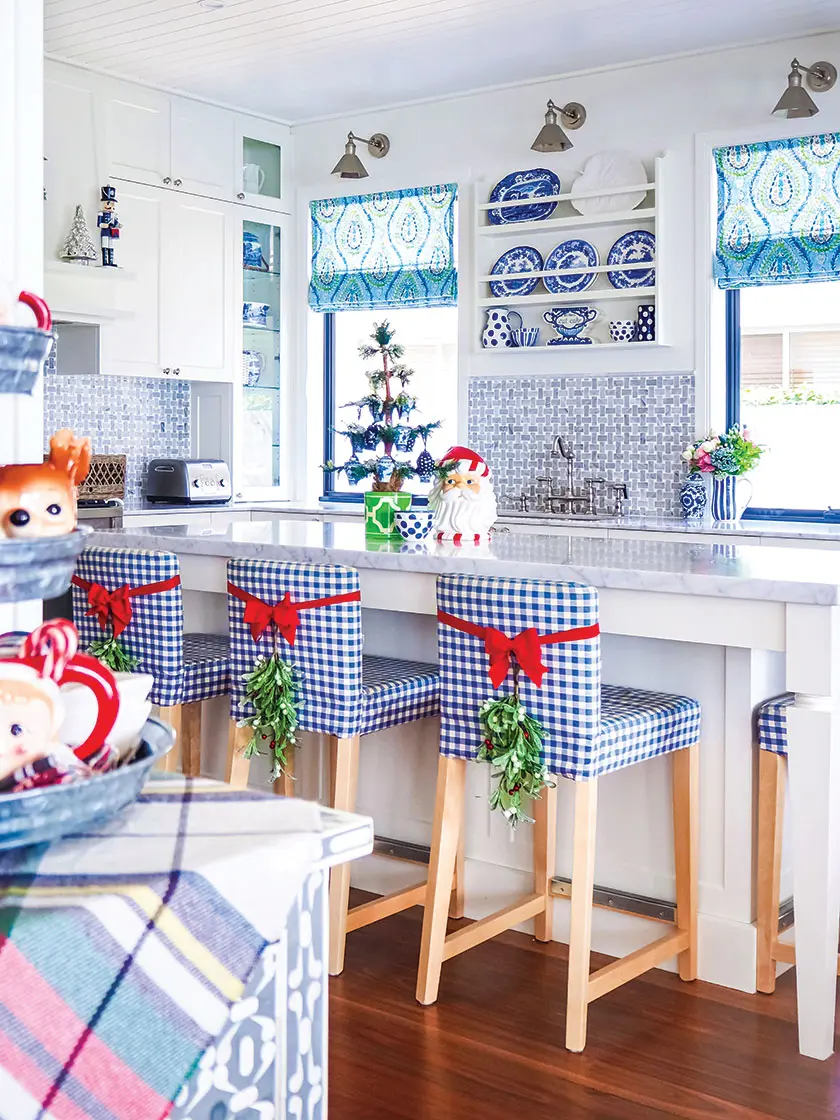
[394,508,434,541]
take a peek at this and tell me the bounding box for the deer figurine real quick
[0,428,91,538]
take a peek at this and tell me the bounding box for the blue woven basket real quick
[0,717,175,850]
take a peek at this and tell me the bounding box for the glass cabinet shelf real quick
[240,217,282,490]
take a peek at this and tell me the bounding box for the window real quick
[717,133,840,519]
[322,307,458,498]
[727,284,840,516]
[309,183,458,501]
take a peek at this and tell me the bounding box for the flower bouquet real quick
[681,426,763,521]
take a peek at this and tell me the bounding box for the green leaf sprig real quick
[88,636,139,673]
[239,652,302,782]
[478,693,552,826]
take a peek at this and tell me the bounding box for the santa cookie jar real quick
[429,446,498,543]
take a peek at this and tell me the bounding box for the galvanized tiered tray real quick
[0,527,90,604]
[0,717,174,850]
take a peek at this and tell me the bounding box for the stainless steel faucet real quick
[551,435,575,495]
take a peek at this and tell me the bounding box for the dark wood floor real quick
[329,892,840,1119]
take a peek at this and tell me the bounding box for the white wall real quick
[293,31,840,483]
[0,0,44,630]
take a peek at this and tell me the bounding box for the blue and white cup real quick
[511,327,540,347]
[609,319,637,343]
[394,509,434,541]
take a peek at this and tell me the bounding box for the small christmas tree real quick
[60,205,98,266]
[326,320,441,491]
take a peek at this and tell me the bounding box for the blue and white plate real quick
[544,239,599,294]
[607,229,656,289]
[489,246,543,298]
[488,168,562,224]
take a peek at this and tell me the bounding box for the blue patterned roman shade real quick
[713,133,840,288]
[308,183,458,311]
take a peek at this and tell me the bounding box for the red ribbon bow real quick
[438,609,600,689]
[483,626,547,689]
[86,582,133,637]
[71,574,182,638]
[243,591,301,645]
[228,582,362,646]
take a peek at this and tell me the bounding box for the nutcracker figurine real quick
[97,185,121,267]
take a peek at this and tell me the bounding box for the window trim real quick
[321,312,361,504]
[726,288,840,523]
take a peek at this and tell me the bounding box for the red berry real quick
[510,784,521,793]
[484,738,492,747]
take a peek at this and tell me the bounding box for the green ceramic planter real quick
[364,491,411,538]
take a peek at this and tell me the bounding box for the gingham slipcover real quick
[227,558,438,738]
[437,574,701,780]
[757,694,793,756]
[72,547,229,707]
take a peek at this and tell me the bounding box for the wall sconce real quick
[331,132,391,179]
[530,99,586,153]
[772,58,836,118]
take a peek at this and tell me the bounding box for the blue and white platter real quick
[488,168,562,225]
[544,239,599,294]
[607,229,656,289]
[489,246,543,298]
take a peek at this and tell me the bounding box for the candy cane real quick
[21,619,79,682]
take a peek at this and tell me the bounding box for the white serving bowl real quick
[60,672,154,761]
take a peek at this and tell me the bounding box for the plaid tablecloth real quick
[0,777,324,1120]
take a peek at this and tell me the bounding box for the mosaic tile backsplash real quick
[44,360,190,502]
[468,374,695,517]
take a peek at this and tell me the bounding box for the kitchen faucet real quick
[551,435,575,494]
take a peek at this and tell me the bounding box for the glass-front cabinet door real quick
[236,211,288,495]
[234,116,290,213]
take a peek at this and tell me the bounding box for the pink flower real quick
[695,450,714,472]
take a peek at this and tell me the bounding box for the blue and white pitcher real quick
[711,475,752,521]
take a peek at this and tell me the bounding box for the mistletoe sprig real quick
[239,653,303,782]
[477,683,553,827]
[88,635,139,673]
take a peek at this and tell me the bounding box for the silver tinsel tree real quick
[60,205,98,265]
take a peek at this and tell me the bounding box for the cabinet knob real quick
[163,176,172,185]
[237,192,245,200]
[162,367,171,375]
[174,178,182,187]
[173,368,181,376]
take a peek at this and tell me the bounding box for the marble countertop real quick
[88,516,840,606]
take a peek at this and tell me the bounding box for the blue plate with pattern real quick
[488,168,562,224]
[489,246,543,297]
[607,229,656,289]
[544,239,599,294]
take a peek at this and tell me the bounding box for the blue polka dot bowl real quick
[394,509,434,541]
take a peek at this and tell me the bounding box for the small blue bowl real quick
[394,509,434,541]
[511,327,540,347]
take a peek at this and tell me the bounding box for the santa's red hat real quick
[438,446,490,477]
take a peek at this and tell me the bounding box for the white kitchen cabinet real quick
[234,115,291,214]
[170,96,236,199]
[160,195,234,381]
[104,84,170,189]
[101,183,233,383]
[44,70,103,262]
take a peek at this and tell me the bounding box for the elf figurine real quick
[97,185,121,267]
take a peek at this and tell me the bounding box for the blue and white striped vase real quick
[711,475,752,521]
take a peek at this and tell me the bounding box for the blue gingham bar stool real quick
[225,558,446,976]
[754,694,831,993]
[71,546,230,777]
[416,573,701,1052]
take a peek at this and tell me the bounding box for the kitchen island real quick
[87,516,840,1060]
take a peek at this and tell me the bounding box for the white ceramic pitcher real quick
[243,163,266,194]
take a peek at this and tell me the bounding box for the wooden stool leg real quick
[416,756,467,1006]
[533,782,558,942]
[273,745,295,798]
[566,778,598,1053]
[328,735,361,976]
[180,702,203,779]
[449,786,466,920]
[226,720,253,788]
[673,740,700,982]
[157,705,182,772]
[757,749,786,994]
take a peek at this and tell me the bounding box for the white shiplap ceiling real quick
[45,0,840,123]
